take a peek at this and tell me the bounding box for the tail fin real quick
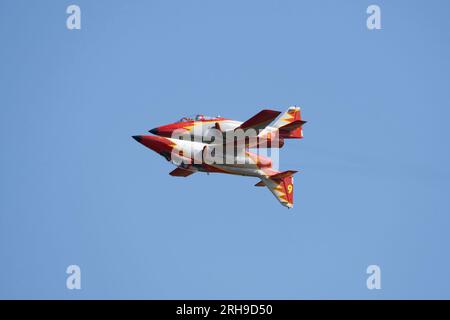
[258,170,297,208]
[272,106,305,139]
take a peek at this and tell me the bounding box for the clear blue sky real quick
[1,0,450,299]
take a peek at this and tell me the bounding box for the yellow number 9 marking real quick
[287,184,293,194]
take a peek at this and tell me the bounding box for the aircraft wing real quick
[236,109,281,132]
[169,167,195,177]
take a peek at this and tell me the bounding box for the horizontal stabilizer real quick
[278,120,306,139]
[255,180,266,187]
[270,170,298,180]
[279,120,307,132]
[273,106,305,139]
[169,167,195,177]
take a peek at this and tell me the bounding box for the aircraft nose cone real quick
[149,128,159,135]
[132,135,142,142]
[132,135,173,155]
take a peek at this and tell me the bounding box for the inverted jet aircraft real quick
[133,107,306,208]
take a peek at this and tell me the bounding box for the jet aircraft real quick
[133,107,306,208]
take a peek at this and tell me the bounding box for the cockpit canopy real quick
[178,114,220,122]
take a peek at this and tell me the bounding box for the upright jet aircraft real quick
[149,106,305,146]
[133,107,306,208]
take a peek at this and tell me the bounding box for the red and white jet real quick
[133,107,306,208]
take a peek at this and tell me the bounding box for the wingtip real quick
[263,109,282,115]
[132,135,142,142]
